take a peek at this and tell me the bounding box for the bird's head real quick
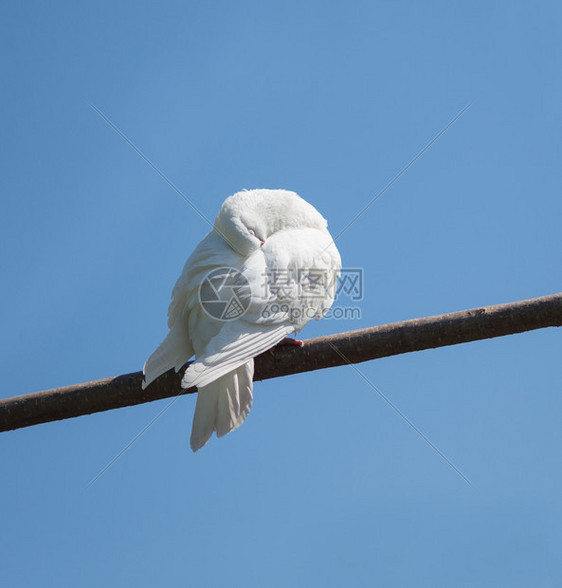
[214,189,327,256]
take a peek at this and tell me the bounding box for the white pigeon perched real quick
[143,188,341,451]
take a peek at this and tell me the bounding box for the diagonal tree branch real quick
[1,293,561,433]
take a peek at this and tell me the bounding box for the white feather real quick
[142,323,193,389]
[190,362,254,452]
[143,188,341,451]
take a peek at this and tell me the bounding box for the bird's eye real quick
[247,227,265,246]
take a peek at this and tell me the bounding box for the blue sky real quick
[1,1,561,586]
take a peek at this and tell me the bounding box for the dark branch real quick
[1,293,561,433]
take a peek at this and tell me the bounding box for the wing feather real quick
[182,323,292,389]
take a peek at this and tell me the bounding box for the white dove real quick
[143,189,341,451]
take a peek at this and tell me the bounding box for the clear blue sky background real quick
[1,1,561,586]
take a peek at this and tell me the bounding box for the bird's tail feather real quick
[142,324,194,389]
[190,360,254,452]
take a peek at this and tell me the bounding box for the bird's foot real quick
[267,337,304,356]
[277,337,304,347]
